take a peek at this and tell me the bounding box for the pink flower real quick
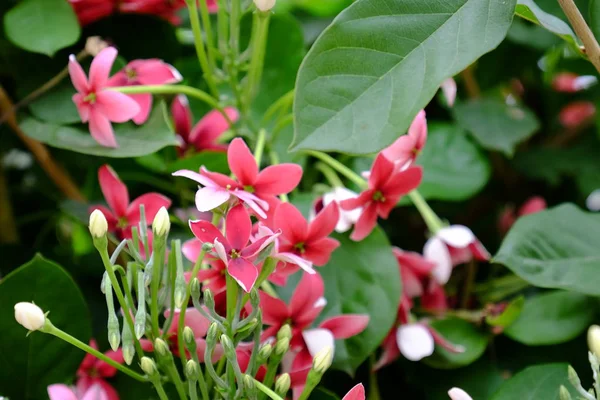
[171,95,239,154]
[448,388,474,400]
[498,196,547,235]
[312,187,362,233]
[173,138,302,218]
[183,241,228,295]
[69,47,140,148]
[189,204,278,292]
[440,78,457,107]
[48,383,108,400]
[259,272,369,371]
[342,384,366,400]
[274,202,340,267]
[394,247,436,299]
[341,154,422,241]
[108,59,182,124]
[559,101,596,128]
[552,72,597,92]
[90,165,172,239]
[381,110,427,170]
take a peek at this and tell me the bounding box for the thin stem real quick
[315,162,344,188]
[149,378,170,400]
[225,274,239,335]
[254,129,267,165]
[189,380,199,400]
[254,379,285,400]
[407,191,444,233]
[230,0,241,58]
[262,89,294,124]
[367,354,381,400]
[186,0,219,97]
[192,353,210,400]
[150,239,165,339]
[244,11,271,113]
[304,150,367,189]
[217,0,229,55]
[460,260,478,309]
[198,0,217,71]
[44,322,147,382]
[558,0,600,74]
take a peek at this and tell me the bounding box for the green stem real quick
[244,11,271,113]
[150,239,166,339]
[216,0,229,54]
[230,0,241,58]
[186,0,219,97]
[407,191,444,233]
[254,129,267,165]
[461,260,478,309]
[164,360,188,400]
[262,90,294,124]
[149,377,170,400]
[43,321,147,382]
[304,150,367,189]
[192,353,210,400]
[315,162,344,188]
[367,355,381,400]
[197,0,217,71]
[225,274,239,335]
[254,379,285,400]
[189,380,199,400]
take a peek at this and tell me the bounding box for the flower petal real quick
[165,307,210,337]
[233,190,268,219]
[308,201,339,240]
[254,164,303,195]
[182,239,203,262]
[373,331,401,370]
[48,384,78,400]
[98,165,129,216]
[437,225,475,248]
[380,165,423,196]
[290,272,325,324]
[228,257,258,292]
[302,328,335,358]
[274,203,308,244]
[303,237,340,266]
[423,236,453,285]
[135,60,182,85]
[189,220,229,250]
[342,384,366,400]
[396,324,434,361]
[277,252,315,274]
[82,384,109,400]
[226,204,251,250]
[96,90,141,122]
[448,388,473,400]
[89,47,117,89]
[172,169,218,187]
[68,54,89,93]
[228,138,258,185]
[319,315,369,339]
[129,93,152,125]
[369,152,395,189]
[259,291,290,325]
[89,110,118,148]
[195,186,231,212]
[172,95,192,140]
[349,204,378,241]
[126,193,172,225]
[190,108,239,149]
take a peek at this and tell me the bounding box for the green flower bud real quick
[257,343,272,364]
[250,288,259,307]
[274,337,289,356]
[140,357,158,376]
[204,289,215,309]
[275,373,291,397]
[185,360,199,381]
[220,334,236,359]
[183,326,196,348]
[206,322,219,345]
[122,342,135,366]
[312,346,333,374]
[152,207,171,237]
[202,242,214,251]
[243,374,255,391]
[277,324,292,341]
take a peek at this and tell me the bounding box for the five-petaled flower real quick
[69,47,140,148]
[90,165,172,240]
[341,153,422,241]
[189,204,278,292]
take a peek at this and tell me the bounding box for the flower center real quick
[230,249,241,259]
[243,185,255,193]
[372,190,386,202]
[83,92,97,104]
[294,242,306,254]
[125,67,137,80]
[117,216,128,229]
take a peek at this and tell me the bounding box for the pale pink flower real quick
[48,383,108,400]
[312,187,362,233]
[69,47,140,147]
[381,110,428,170]
[440,78,457,107]
[342,384,366,400]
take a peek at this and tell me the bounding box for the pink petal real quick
[214,239,229,265]
[340,190,371,211]
[400,265,424,298]
[408,109,427,150]
[369,153,395,189]
[428,326,465,354]
[73,93,91,122]
[396,324,434,361]
[96,90,140,122]
[302,328,335,358]
[277,252,315,274]
[290,272,324,324]
[319,315,369,339]
[342,384,366,400]
[307,201,339,240]
[106,70,128,87]
[227,138,258,185]
[89,47,117,89]
[421,282,448,312]
[172,169,219,188]
[393,248,436,277]
[135,60,182,85]
[381,166,423,196]
[233,190,268,219]
[196,339,225,363]
[126,193,171,225]
[89,110,118,148]
[81,384,109,400]
[129,93,152,125]
[190,108,239,149]
[48,384,78,400]
[441,78,457,107]
[423,237,452,285]
[172,95,192,140]
[241,230,280,258]
[349,204,378,241]
[303,237,340,266]
[195,186,231,212]
[469,240,491,261]
[228,257,258,292]
[201,168,239,188]
[381,135,414,166]
[519,196,547,216]
[182,239,202,262]
[373,331,401,370]
[259,291,290,325]
[274,203,308,244]
[437,225,475,248]
[98,165,129,216]
[165,307,210,337]
[189,220,230,250]
[254,164,303,195]
[69,54,89,93]
[226,204,252,250]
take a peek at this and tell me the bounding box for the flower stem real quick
[43,321,147,382]
[150,238,165,339]
[197,0,217,71]
[262,89,294,124]
[558,0,600,74]
[407,191,444,234]
[185,0,219,97]
[244,11,271,113]
[304,150,367,189]
[254,379,285,400]
[149,377,170,400]
[367,354,381,400]
[254,129,267,165]
[315,162,344,188]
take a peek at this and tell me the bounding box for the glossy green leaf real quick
[28,82,81,124]
[0,255,91,399]
[505,291,595,345]
[515,0,580,50]
[486,295,525,328]
[453,97,540,156]
[318,227,400,373]
[507,18,561,50]
[19,103,178,158]
[4,0,80,56]
[424,318,488,369]
[292,0,517,154]
[294,0,352,17]
[494,204,600,296]
[415,123,491,201]
[167,151,230,175]
[490,363,577,400]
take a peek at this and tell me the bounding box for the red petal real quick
[254,164,303,195]
[126,193,171,225]
[171,95,192,140]
[98,165,129,216]
[303,237,340,266]
[189,220,230,251]
[227,257,258,292]
[89,110,117,148]
[373,330,400,370]
[225,204,252,250]
[274,203,308,244]
[369,153,395,189]
[290,272,324,323]
[349,204,378,241]
[259,291,290,325]
[307,202,339,240]
[393,248,436,277]
[381,166,423,196]
[340,190,371,211]
[68,55,89,93]
[227,138,258,185]
[319,315,369,339]
[96,91,140,123]
[342,384,366,400]
[190,108,239,150]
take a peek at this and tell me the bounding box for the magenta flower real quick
[189,204,278,292]
[183,240,228,295]
[381,110,428,170]
[341,154,422,241]
[90,165,172,239]
[69,47,140,148]
[171,95,239,154]
[48,383,108,400]
[108,59,182,124]
[68,0,113,26]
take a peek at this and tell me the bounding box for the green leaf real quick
[318,227,400,373]
[505,291,596,345]
[424,318,488,369]
[494,204,600,296]
[0,255,91,399]
[4,0,80,56]
[292,0,517,154]
[415,123,491,201]
[28,82,81,124]
[293,0,352,17]
[486,296,525,328]
[167,152,230,175]
[507,18,561,50]
[453,97,540,156]
[515,0,580,51]
[19,103,178,158]
[490,363,578,400]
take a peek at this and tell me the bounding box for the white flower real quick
[396,324,434,361]
[14,302,45,331]
[321,187,362,233]
[89,209,108,238]
[253,0,276,11]
[152,206,171,237]
[448,387,473,400]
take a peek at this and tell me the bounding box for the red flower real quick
[341,153,422,241]
[381,110,427,169]
[559,101,596,128]
[552,72,597,92]
[90,165,171,239]
[498,196,547,235]
[343,384,366,400]
[274,202,340,267]
[189,204,278,292]
[183,240,228,295]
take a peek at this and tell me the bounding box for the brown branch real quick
[0,163,19,243]
[558,0,600,74]
[460,65,481,99]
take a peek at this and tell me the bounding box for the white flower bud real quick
[89,209,108,238]
[140,357,158,376]
[85,36,109,56]
[448,388,473,400]
[312,346,333,374]
[588,325,600,357]
[14,302,45,331]
[152,207,170,237]
[253,0,275,11]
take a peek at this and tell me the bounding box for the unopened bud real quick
[253,0,275,11]
[204,289,215,309]
[89,209,108,238]
[134,309,146,339]
[85,36,108,56]
[559,385,572,400]
[191,278,201,300]
[312,346,333,374]
[122,343,135,365]
[143,261,153,287]
[257,343,272,364]
[250,289,259,307]
[243,374,255,392]
[140,357,158,376]
[185,360,199,380]
[237,318,258,335]
[108,330,120,352]
[274,337,289,356]
[588,325,600,356]
[152,207,171,237]
[202,242,214,251]
[277,324,292,341]
[183,326,196,348]
[14,302,46,331]
[207,322,219,344]
[220,334,235,359]
[100,272,108,294]
[448,388,473,400]
[154,338,170,357]
[275,373,291,397]
[567,365,581,388]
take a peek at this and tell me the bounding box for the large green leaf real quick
[515,0,580,50]
[28,82,81,124]
[19,103,178,158]
[505,291,596,345]
[494,204,600,296]
[317,227,400,373]
[453,97,540,156]
[424,318,488,369]
[4,0,80,56]
[0,255,91,399]
[167,152,230,175]
[415,123,491,201]
[490,363,577,400]
[292,0,517,154]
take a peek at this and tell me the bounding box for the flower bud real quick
[89,209,108,238]
[183,326,196,347]
[108,330,120,352]
[567,365,581,388]
[85,36,108,56]
[185,360,199,381]
[207,322,219,345]
[190,278,201,300]
[204,289,215,309]
[275,373,291,397]
[312,346,333,374]
[274,337,289,356]
[559,385,572,400]
[122,342,135,365]
[588,325,600,357]
[277,324,292,341]
[140,357,158,376]
[448,388,473,400]
[14,302,45,331]
[257,343,272,364]
[243,374,255,391]
[220,334,236,359]
[154,338,170,357]
[152,207,171,237]
[250,288,259,307]
[253,0,275,11]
